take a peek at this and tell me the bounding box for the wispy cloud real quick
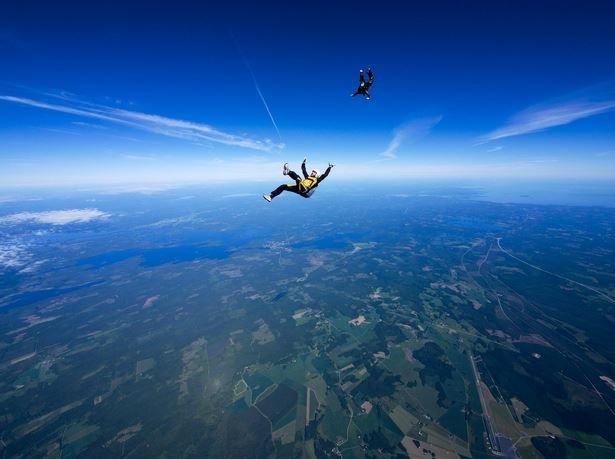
[71,122,140,142]
[487,145,503,153]
[481,99,615,143]
[380,117,442,160]
[0,209,110,225]
[0,94,285,152]
[0,242,30,269]
[19,259,48,274]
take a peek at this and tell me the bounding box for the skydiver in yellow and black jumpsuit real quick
[263,159,335,202]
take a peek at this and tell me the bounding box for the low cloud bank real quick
[0,208,110,225]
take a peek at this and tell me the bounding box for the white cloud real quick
[0,236,47,272]
[0,208,110,225]
[380,117,442,160]
[487,146,503,153]
[380,131,405,160]
[220,193,258,199]
[0,94,285,152]
[0,242,30,268]
[481,99,615,143]
[0,196,43,203]
[19,259,48,274]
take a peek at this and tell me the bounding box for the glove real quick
[302,157,307,163]
[329,163,336,168]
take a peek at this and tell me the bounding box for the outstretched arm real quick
[318,164,333,183]
[301,158,308,178]
[359,69,366,83]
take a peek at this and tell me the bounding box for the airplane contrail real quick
[230,32,282,142]
[244,59,282,141]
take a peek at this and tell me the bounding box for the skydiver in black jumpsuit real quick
[351,68,374,99]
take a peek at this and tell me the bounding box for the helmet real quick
[312,169,320,176]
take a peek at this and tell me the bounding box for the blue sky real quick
[1,1,615,186]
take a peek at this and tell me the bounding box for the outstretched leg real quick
[283,163,302,182]
[270,183,300,199]
[287,170,302,183]
[359,69,366,83]
[265,167,303,201]
[364,69,374,91]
